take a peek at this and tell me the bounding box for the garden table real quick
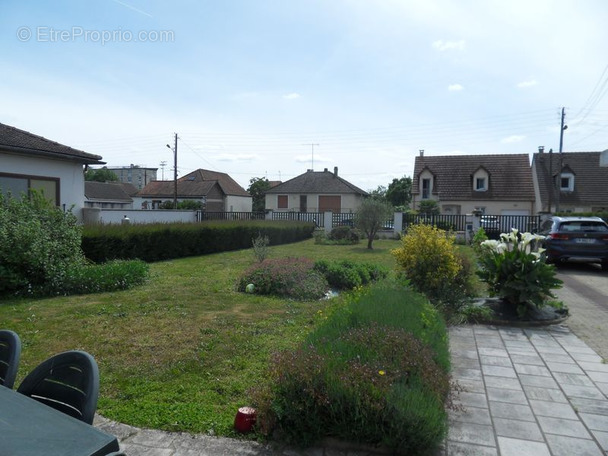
[0,385,120,456]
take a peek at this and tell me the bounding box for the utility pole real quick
[302,143,319,169]
[166,133,178,209]
[555,108,568,213]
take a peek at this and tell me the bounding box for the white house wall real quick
[225,195,252,212]
[265,193,363,212]
[440,200,535,215]
[1,152,86,220]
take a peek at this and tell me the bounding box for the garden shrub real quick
[237,258,329,300]
[391,224,468,307]
[0,191,85,295]
[327,225,361,244]
[57,260,150,295]
[0,191,150,298]
[313,259,389,290]
[253,282,450,454]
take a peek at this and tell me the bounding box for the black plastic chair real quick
[0,329,21,389]
[17,350,100,424]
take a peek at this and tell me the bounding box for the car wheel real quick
[602,261,608,272]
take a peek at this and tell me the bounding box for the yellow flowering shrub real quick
[392,224,462,303]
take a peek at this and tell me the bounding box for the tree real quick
[85,167,119,182]
[247,177,271,212]
[354,198,394,250]
[385,176,412,209]
[368,185,387,201]
[419,199,440,215]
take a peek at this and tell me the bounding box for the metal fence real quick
[200,211,266,221]
[271,211,324,227]
[403,214,469,231]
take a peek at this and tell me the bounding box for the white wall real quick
[226,195,253,212]
[2,152,86,220]
[265,193,363,212]
[84,208,198,225]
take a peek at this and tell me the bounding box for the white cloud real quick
[448,84,464,91]
[517,79,538,88]
[432,39,465,51]
[282,92,301,100]
[501,135,526,143]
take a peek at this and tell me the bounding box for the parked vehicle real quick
[539,216,608,271]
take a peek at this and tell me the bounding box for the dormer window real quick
[422,178,431,199]
[472,167,489,192]
[560,172,574,192]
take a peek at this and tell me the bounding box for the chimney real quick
[419,149,424,157]
[333,166,338,177]
[324,168,328,172]
[307,169,313,173]
[538,146,544,153]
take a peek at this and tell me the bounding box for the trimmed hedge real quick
[82,221,315,263]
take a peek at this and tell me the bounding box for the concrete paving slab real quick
[496,436,551,456]
[536,416,592,439]
[545,434,604,456]
[493,417,544,441]
[488,402,535,422]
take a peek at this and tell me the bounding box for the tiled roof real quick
[412,153,534,201]
[137,179,218,198]
[265,168,368,196]
[183,169,250,197]
[0,122,104,164]
[137,168,250,198]
[533,151,608,207]
[85,182,132,202]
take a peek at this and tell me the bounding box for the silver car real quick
[540,216,608,271]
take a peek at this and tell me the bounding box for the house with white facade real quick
[264,167,368,213]
[411,151,536,216]
[532,149,608,213]
[0,122,104,221]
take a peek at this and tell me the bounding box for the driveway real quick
[554,261,608,361]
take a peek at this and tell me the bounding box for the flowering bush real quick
[392,224,474,309]
[477,229,563,316]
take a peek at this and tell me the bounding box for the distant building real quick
[264,167,368,212]
[104,164,158,190]
[135,168,252,211]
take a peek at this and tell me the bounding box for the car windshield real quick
[559,221,608,233]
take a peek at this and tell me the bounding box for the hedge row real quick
[81,221,315,263]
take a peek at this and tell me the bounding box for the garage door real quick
[319,195,341,213]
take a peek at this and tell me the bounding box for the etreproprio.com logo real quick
[17,26,175,45]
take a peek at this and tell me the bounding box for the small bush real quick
[313,259,389,290]
[328,226,361,244]
[57,260,150,295]
[391,224,463,305]
[252,232,270,263]
[238,258,329,300]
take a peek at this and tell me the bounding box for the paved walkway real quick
[94,323,608,455]
[444,324,608,455]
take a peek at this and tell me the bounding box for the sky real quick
[2,0,608,192]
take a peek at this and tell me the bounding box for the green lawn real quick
[0,238,402,437]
